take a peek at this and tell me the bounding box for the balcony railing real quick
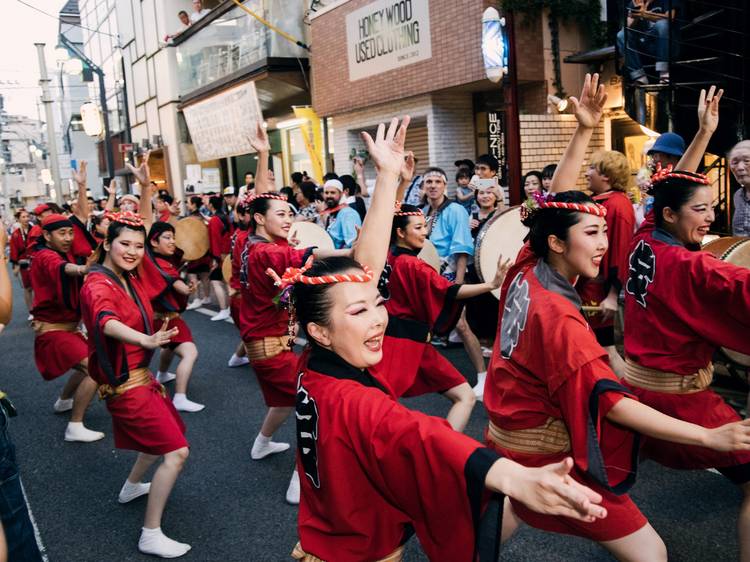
[173,0,308,98]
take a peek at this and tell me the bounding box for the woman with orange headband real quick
[483,75,750,561]
[80,158,192,559]
[623,163,750,560]
[373,202,510,431]
[277,116,615,561]
[237,124,354,504]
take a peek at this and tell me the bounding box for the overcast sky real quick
[0,1,64,119]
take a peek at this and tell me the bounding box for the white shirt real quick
[189,9,211,23]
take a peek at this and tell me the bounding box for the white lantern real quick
[80,102,104,137]
[482,7,508,83]
[64,58,84,76]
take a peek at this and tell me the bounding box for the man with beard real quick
[420,167,489,399]
[321,178,361,249]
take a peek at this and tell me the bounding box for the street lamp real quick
[56,34,115,179]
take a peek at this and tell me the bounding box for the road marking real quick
[20,479,49,561]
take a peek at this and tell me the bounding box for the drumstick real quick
[581,306,602,313]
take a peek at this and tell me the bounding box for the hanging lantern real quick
[482,7,508,83]
[80,102,104,137]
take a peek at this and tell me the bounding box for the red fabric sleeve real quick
[208,216,223,259]
[349,389,500,560]
[9,231,22,263]
[602,194,635,291]
[555,358,639,494]
[653,250,750,354]
[264,243,309,276]
[138,252,173,301]
[401,257,461,330]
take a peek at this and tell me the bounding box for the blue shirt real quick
[422,201,474,259]
[326,206,362,249]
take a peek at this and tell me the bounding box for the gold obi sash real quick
[31,320,79,335]
[244,336,291,362]
[291,543,404,562]
[624,359,714,394]
[487,418,572,455]
[154,311,180,322]
[97,368,164,400]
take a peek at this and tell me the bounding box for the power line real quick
[15,0,119,39]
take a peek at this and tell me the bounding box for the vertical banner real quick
[487,111,507,186]
[292,106,325,184]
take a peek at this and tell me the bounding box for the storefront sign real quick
[182,82,264,162]
[346,0,432,81]
[487,111,507,185]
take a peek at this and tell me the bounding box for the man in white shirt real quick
[190,0,211,23]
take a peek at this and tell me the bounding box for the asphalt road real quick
[1,271,745,561]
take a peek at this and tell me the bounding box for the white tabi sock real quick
[173,393,205,413]
[138,527,191,558]
[251,432,290,460]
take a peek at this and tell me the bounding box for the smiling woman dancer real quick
[482,74,750,562]
[375,202,510,431]
[279,116,609,562]
[80,209,191,559]
[238,125,353,504]
[622,166,750,562]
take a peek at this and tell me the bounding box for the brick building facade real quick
[310,0,608,202]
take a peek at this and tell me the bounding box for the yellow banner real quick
[292,106,325,184]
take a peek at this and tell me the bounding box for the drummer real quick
[184,196,212,311]
[465,184,502,354]
[419,168,489,399]
[206,195,232,322]
[9,208,33,319]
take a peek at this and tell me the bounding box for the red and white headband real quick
[266,256,374,290]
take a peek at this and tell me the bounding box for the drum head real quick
[174,217,209,262]
[222,254,232,284]
[712,238,750,366]
[418,240,441,272]
[701,236,746,258]
[289,222,334,251]
[475,206,528,298]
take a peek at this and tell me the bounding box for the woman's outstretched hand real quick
[569,73,608,130]
[488,457,607,523]
[360,116,411,176]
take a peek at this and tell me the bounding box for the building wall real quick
[519,113,605,189]
[311,0,495,117]
[329,91,476,179]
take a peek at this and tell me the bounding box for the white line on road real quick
[20,478,49,562]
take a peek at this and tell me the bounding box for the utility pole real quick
[34,43,63,206]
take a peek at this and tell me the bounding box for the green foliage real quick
[501,0,606,47]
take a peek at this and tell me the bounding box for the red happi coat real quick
[576,190,635,330]
[208,213,232,259]
[30,246,88,380]
[296,345,504,561]
[140,249,193,346]
[623,226,750,470]
[239,235,313,407]
[484,251,644,541]
[26,224,43,253]
[69,215,98,262]
[80,265,187,454]
[9,226,31,288]
[376,246,465,397]
[238,235,312,341]
[229,228,249,329]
